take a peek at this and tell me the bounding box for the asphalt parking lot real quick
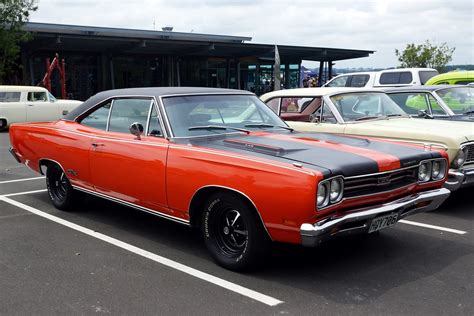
[1,130,473,315]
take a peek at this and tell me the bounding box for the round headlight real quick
[418,162,432,182]
[317,182,329,209]
[432,159,447,180]
[453,148,467,169]
[329,178,344,203]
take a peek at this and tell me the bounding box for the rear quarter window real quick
[349,75,370,87]
[419,71,439,84]
[0,92,21,102]
[379,72,413,85]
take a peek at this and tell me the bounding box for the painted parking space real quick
[1,132,473,314]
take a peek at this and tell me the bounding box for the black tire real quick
[202,192,270,271]
[45,164,80,211]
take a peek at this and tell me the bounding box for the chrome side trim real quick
[72,185,190,226]
[105,99,114,131]
[189,184,273,241]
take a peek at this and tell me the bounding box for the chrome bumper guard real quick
[300,188,450,247]
[8,147,21,163]
[445,168,474,191]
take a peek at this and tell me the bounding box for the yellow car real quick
[425,70,474,85]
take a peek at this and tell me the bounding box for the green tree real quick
[395,40,455,72]
[0,0,38,84]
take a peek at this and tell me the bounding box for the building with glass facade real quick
[19,22,374,100]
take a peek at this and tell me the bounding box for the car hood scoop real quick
[223,138,304,156]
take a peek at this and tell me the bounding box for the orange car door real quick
[86,98,169,213]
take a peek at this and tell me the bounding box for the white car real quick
[324,68,439,88]
[0,86,82,130]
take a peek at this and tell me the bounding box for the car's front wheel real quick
[202,192,270,271]
[46,164,79,211]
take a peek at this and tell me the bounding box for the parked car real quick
[0,85,82,130]
[261,87,474,191]
[425,70,474,85]
[324,68,438,88]
[323,72,376,88]
[384,85,474,122]
[9,87,450,270]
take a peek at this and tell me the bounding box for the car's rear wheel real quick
[202,192,270,271]
[46,164,79,211]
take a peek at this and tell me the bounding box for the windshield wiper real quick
[188,125,250,134]
[244,123,294,132]
[386,113,405,117]
[354,116,381,121]
[463,110,474,115]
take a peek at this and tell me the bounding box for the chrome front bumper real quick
[445,168,474,191]
[300,188,450,247]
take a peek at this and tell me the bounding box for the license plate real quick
[369,213,398,233]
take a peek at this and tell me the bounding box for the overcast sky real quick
[30,0,473,69]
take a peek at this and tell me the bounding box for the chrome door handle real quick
[27,104,34,106]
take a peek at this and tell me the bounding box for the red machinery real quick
[39,53,67,99]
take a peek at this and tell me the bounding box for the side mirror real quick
[129,122,144,139]
[418,110,433,119]
[309,113,320,123]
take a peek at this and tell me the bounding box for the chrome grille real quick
[465,143,474,164]
[344,167,418,199]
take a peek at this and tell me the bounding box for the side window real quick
[350,75,369,87]
[108,98,151,133]
[147,104,163,137]
[404,93,430,114]
[27,91,47,102]
[0,92,21,102]
[321,102,337,124]
[428,95,446,115]
[379,72,413,85]
[326,76,349,87]
[265,98,280,114]
[80,101,112,130]
[281,98,299,113]
[281,97,314,113]
[455,81,474,85]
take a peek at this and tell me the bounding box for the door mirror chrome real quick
[309,113,320,123]
[129,122,144,139]
[418,109,433,119]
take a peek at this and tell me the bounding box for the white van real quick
[324,68,439,88]
[0,86,82,130]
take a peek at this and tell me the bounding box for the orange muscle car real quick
[9,87,451,270]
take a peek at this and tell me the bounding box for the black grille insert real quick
[345,167,418,198]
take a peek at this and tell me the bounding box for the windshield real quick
[435,87,474,115]
[162,94,288,137]
[329,92,407,122]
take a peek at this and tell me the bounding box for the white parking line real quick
[399,220,467,235]
[0,195,283,307]
[3,189,47,197]
[0,176,44,184]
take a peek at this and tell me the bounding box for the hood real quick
[186,131,443,177]
[354,117,474,143]
[441,115,474,122]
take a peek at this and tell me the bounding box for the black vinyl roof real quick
[64,87,253,121]
[23,22,374,63]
